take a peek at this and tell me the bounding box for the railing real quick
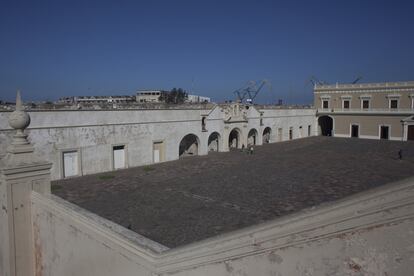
[317,108,414,114]
[315,81,414,90]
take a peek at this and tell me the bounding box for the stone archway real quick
[228,128,241,149]
[263,127,271,143]
[318,116,333,136]
[248,128,258,146]
[179,134,200,157]
[208,132,221,152]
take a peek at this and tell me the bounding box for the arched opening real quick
[248,128,258,146]
[179,134,199,157]
[208,132,221,152]
[318,116,333,136]
[201,117,207,131]
[228,128,241,149]
[263,127,271,143]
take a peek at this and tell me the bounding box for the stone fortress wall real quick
[0,104,316,180]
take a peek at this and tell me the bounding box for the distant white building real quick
[187,94,211,103]
[58,96,135,104]
[136,90,164,103]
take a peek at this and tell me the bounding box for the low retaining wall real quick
[31,193,168,276]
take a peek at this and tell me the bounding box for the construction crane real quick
[233,79,271,104]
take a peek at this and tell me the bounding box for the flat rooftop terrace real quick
[53,137,414,248]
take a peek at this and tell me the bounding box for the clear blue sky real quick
[1,0,413,104]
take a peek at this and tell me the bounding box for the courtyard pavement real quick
[53,137,414,248]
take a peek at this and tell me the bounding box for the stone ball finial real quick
[9,90,31,131]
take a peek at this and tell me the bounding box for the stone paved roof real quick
[53,137,414,248]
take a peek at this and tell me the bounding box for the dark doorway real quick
[318,116,333,136]
[351,125,359,138]
[380,126,389,140]
[229,129,240,149]
[408,126,414,141]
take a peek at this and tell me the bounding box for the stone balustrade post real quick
[0,91,52,276]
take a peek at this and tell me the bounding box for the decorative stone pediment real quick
[223,103,248,123]
[402,115,414,122]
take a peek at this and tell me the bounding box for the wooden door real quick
[63,151,78,177]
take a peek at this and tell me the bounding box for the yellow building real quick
[315,81,414,141]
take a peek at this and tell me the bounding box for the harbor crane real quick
[306,76,329,87]
[351,76,363,84]
[233,79,271,104]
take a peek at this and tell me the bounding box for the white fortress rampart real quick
[0,104,316,180]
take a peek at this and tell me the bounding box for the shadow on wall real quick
[208,132,221,152]
[248,128,258,145]
[179,134,199,157]
[263,127,271,143]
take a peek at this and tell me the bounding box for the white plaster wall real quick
[31,193,167,276]
[0,108,316,180]
[261,109,316,141]
[0,173,11,276]
[162,220,414,276]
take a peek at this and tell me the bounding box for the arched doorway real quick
[228,128,241,149]
[263,127,271,143]
[318,116,333,136]
[248,128,258,145]
[208,132,221,152]
[179,134,199,157]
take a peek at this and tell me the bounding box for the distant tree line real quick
[159,88,188,104]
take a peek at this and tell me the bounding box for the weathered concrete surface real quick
[161,220,414,276]
[156,177,414,275]
[53,137,414,248]
[0,106,316,180]
[31,192,167,276]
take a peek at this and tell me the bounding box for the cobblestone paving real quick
[53,137,414,248]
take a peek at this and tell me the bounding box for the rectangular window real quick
[390,99,398,109]
[289,127,293,140]
[308,125,311,136]
[362,100,370,109]
[323,100,329,109]
[343,100,350,109]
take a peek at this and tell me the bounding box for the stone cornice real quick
[315,81,414,91]
[317,108,414,116]
[314,88,414,94]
